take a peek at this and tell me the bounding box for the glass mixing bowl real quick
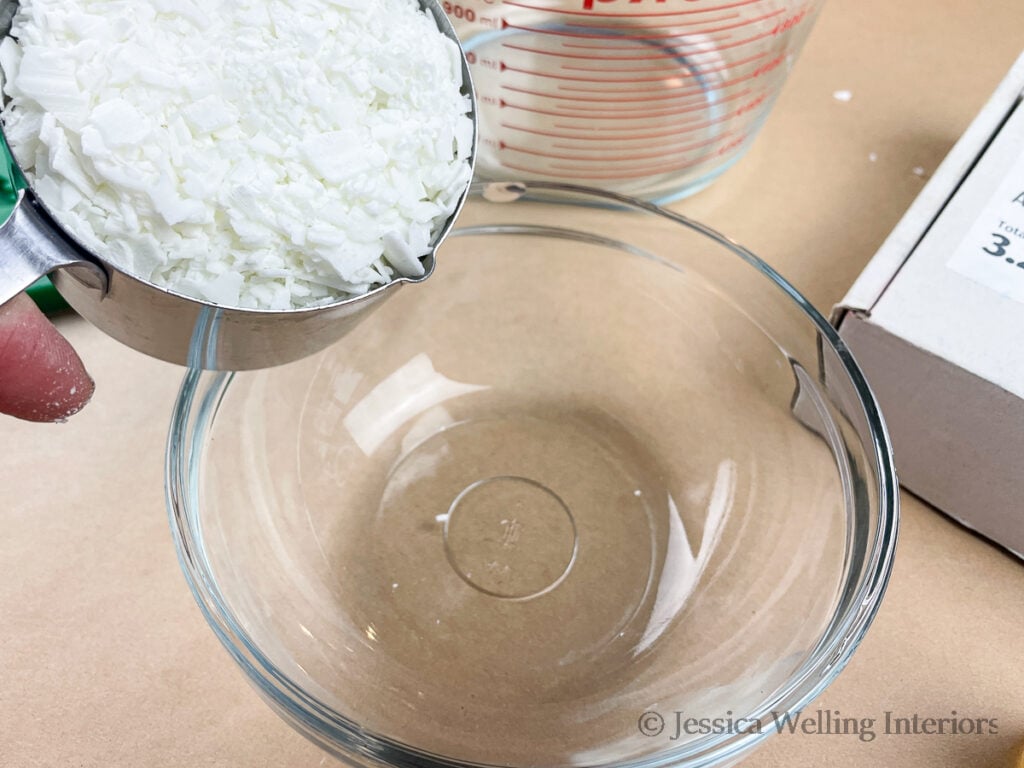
[166,182,898,768]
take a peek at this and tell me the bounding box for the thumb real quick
[0,293,95,422]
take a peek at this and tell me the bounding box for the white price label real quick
[948,150,1024,301]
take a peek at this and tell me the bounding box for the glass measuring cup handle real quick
[0,188,107,306]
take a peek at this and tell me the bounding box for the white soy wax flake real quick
[88,99,151,146]
[1,0,472,310]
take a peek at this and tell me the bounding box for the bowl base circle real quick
[443,475,579,600]
[365,408,663,678]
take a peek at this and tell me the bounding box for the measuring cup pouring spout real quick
[0,0,477,371]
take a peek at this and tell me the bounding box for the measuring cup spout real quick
[0,189,107,306]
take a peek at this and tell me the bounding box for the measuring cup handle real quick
[0,188,107,306]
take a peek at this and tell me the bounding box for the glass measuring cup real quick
[449,0,823,201]
[0,0,476,371]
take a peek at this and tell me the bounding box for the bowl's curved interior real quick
[168,183,896,768]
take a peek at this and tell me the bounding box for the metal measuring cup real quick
[0,0,477,370]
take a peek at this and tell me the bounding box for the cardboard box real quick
[834,52,1024,559]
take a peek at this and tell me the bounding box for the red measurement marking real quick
[556,48,770,77]
[534,88,750,113]
[500,49,771,82]
[548,95,766,133]
[556,81,709,96]
[492,158,608,178]
[503,41,699,60]
[495,159,572,176]
[501,99,704,121]
[502,63,701,84]
[499,152,726,180]
[497,141,683,162]
[559,8,784,49]
[502,25,777,60]
[715,135,746,155]
[773,8,808,34]
[545,62,777,101]
[731,91,767,116]
[501,82,748,106]
[500,120,737,145]
[501,13,738,38]
[552,119,688,133]
[500,0,762,18]
[549,146,741,175]
[501,12,737,34]
[552,129,734,152]
[496,58,779,110]
[549,94,742,113]
[750,52,785,77]
[501,128,729,156]
[499,84,753,120]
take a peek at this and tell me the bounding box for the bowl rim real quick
[165,180,899,768]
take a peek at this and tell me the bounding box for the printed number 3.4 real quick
[983,233,1012,257]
